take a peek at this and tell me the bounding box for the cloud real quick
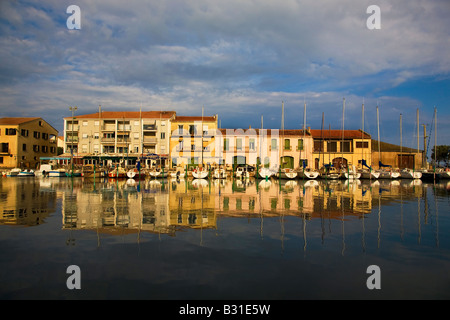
[0,0,449,147]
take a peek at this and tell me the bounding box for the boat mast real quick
[361,100,364,169]
[303,99,306,169]
[341,97,345,170]
[377,105,381,169]
[400,113,402,169]
[417,108,419,169]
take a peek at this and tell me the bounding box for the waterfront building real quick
[169,114,219,169]
[216,127,314,171]
[63,109,176,168]
[0,117,58,169]
[371,140,423,169]
[310,129,373,170]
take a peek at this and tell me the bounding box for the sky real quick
[0,0,449,159]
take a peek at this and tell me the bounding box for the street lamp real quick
[69,106,77,174]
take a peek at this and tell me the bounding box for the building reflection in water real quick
[0,177,57,226]
[1,176,442,250]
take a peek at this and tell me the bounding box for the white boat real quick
[213,168,227,179]
[192,167,209,179]
[18,169,35,177]
[360,169,380,179]
[48,168,67,177]
[235,165,255,179]
[276,168,298,179]
[126,168,146,179]
[319,166,340,180]
[297,167,319,179]
[257,167,275,179]
[5,168,21,177]
[149,169,168,178]
[341,166,361,180]
[170,167,186,178]
[378,169,400,179]
[400,168,422,179]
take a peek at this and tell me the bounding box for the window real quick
[178,125,183,135]
[340,141,351,153]
[1,143,9,153]
[236,139,242,151]
[21,129,29,137]
[83,121,88,126]
[50,146,56,153]
[327,141,337,152]
[271,138,277,150]
[134,121,139,126]
[94,121,99,126]
[94,133,99,139]
[0,157,3,164]
[284,139,290,150]
[42,146,48,153]
[39,120,43,126]
[5,128,16,135]
[161,132,165,139]
[314,140,323,152]
[224,138,229,151]
[42,133,48,140]
[33,145,39,152]
[356,141,369,148]
[189,125,197,135]
[22,144,26,151]
[297,139,303,151]
[249,138,255,151]
[82,133,88,139]
[33,131,40,139]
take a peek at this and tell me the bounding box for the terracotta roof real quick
[310,129,371,140]
[174,116,217,122]
[217,128,310,136]
[64,111,176,120]
[0,117,41,125]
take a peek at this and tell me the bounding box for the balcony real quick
[143,137,158,144]
[66,136,79,143]
[143,124,157,131]
[101,137,115,144]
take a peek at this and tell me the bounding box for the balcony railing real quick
[143,124,157,131]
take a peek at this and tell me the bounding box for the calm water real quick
[0,175,449,300]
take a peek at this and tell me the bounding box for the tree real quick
[431,145,449,167]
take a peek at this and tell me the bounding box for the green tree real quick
[431,145,449,166]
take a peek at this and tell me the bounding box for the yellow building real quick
[0,117,58,169]
[169,115,219,168]
[310,129,372,170]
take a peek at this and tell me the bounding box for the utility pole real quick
[69,106,78,174]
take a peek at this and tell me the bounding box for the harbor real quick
[0,174,449,299]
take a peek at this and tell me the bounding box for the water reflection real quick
[2,176,447,245]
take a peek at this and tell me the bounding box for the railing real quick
[143,124,157,131]
[143,137,158,144]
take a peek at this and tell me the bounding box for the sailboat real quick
[108,165,126,178]
[359,101,379,179]
[422,107,439,181]
[192,166,209,179]
[376,105,400,179]
[400,109,422,179]
[213,167,227,179]
[295,100,318,180]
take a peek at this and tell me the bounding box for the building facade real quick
[310,129,373,170]
[0,117,58,169]
[216,128,314,170]
[169,115,219,168]
[63,109,176,167]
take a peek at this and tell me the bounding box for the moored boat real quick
[108,166,127,179]
[297,167,319,180]
[213,168,227,179]
[4,168,21,177]
[235,165,255,179]
[82,164,106,178]
[276,168,298,179]
[18,169,35,177]
[400,168,422,179]
[257,167,275,179]
[192,167,209,179]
